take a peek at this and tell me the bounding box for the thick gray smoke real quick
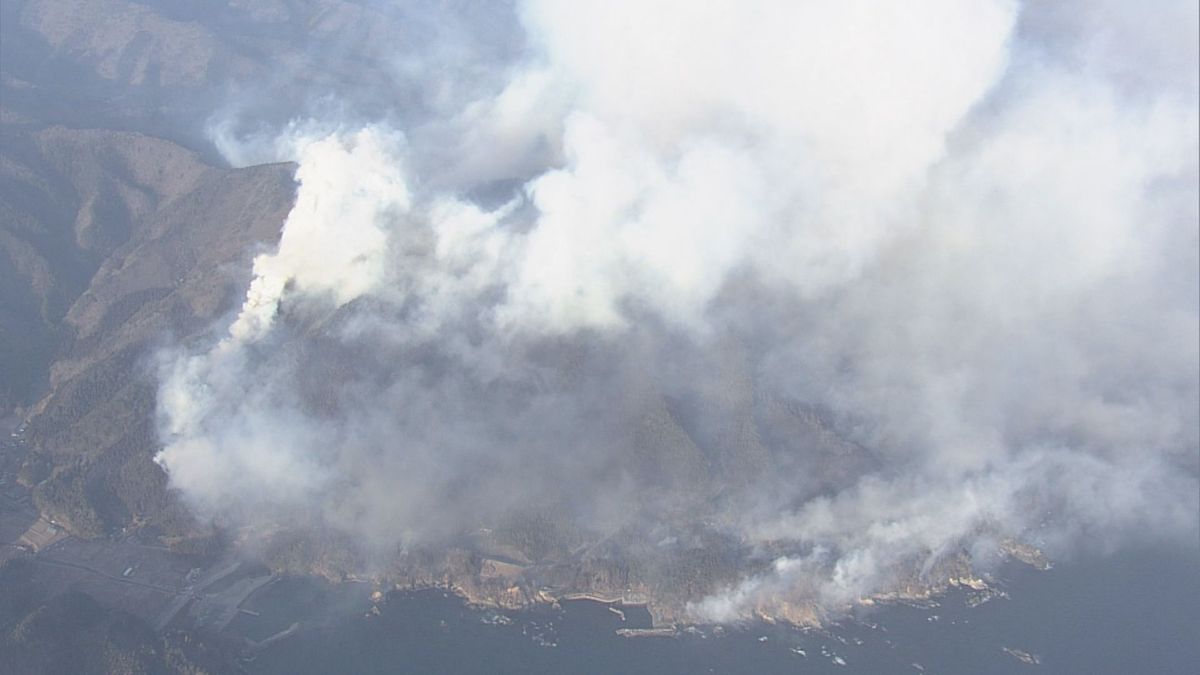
[156,0,1199,620]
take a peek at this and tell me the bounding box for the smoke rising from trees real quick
[154,0,1199,619]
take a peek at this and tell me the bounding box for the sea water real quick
[236,546,1199,675]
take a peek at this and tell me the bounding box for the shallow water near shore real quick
[233,546,1199,675]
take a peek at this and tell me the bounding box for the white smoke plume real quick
[156,0,1198,620]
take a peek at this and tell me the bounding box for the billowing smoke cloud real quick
[156,0,1198,620]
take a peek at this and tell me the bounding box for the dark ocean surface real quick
[233,546,1200,674]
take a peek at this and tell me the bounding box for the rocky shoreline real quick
[322,539,1052,633]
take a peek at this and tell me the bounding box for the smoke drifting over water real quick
[156,0,1199,620]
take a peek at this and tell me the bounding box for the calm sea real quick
[232,545,1200,674]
